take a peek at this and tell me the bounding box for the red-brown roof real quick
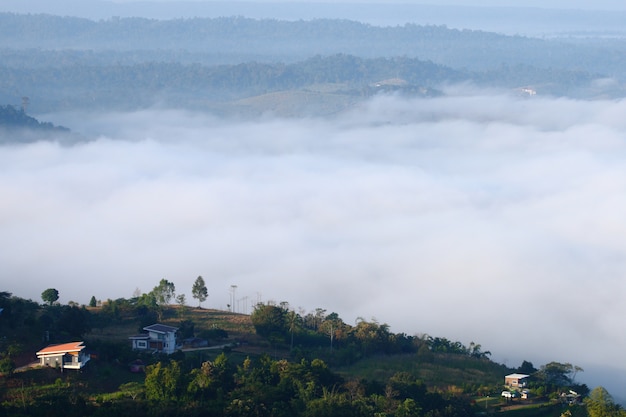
[37,342,85,355]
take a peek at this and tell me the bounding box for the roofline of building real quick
[129,334,151,339]
[143,324,179,333]
[36,342,86,355]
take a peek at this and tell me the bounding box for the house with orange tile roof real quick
[36,341,90,370]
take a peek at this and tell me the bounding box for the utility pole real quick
[230,285,237,313]
[240,296,249,314]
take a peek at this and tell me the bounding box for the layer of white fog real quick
[3,90,626,399]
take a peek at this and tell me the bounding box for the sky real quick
[3,89,626,398]
[84,0,626,9]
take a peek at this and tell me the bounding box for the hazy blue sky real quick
[6,0,626,11]
[104,0,626,8]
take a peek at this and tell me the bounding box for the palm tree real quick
[286,310,302,351]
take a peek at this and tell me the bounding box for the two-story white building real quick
[129,323,180,354]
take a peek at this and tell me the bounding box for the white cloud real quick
[3,92,626,396]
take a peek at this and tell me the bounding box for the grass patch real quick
[336,353,508,390]
[498,402,567,417]
[231,89,357,117]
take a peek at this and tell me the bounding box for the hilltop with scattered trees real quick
[0,285,623,417]
[0,104,68,132]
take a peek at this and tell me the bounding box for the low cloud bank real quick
[3,92,626,396]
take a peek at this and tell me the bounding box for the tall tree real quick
[176,294,187,318]
[41,288,59,306]
[517,360,537,375]
[585,386,625,417]
[191,276,208,307]
[150,279,175,321]
[59,305,91,337]
[152,279,176,306]
[145,360,184,404]
[286,310,302,351]
[538,362,579,386]
[89,296,97,307]
[0,291,11,304]
[250,303,288,340]
[320,313,344,353]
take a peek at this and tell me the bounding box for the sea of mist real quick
[2,89,626,399]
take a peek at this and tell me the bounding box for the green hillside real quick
[1,291,614,417]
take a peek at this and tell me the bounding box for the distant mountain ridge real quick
[1,13,625,116]
[1,13,626,76]
[0,54,608,116]
[2,1,626,35]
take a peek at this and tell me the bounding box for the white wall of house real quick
[146,330,177,354]
[130,327,178,354]
[38,352,89,369]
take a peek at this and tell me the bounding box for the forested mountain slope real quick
[0,54,613,115]
[1,14,625,115]
[0,13,624,76]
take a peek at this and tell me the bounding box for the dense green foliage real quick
[40,288,59,306]
[585,386,626,417]
[0,54,605,114]
[0,55,459,113]
[151,279,176,307]
[249,302,494,367]
[0,352,474,417]
[0,292,92,381]
[0,290,624,417]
